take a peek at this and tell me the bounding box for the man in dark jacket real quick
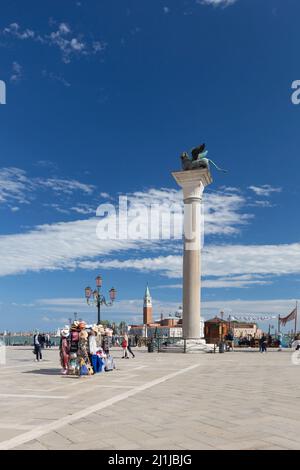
[260,334,267,353]
[33,331,42,361]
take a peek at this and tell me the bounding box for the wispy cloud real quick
[3,23,35,40]
[70,203,95,215]
[198,0,238,6]
[0,182,290,287]
[2,21,106,63]
[0,167,94,206]
[42,70,71,87]
[0,168,32,205]
[0,185,247,276]
[79,241,300,283]
[154,274,271,289]
[36,177,94,195]
[248,185,282,197]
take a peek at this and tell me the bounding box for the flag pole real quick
[278,314,281,334]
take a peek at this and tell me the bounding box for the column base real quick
[184,339,215,353]
[161,338,215,353]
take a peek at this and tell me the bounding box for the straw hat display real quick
[79,329,88,340]
[71,321,80,330]
[78,321,86,330]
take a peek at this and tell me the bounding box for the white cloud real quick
[154,274,271,289]
[42,70,71,88]
[0,168,32,204]
[202,275,271,288]
[249,200,274,208]
[36,177,94,195]
[2,21,106,63]
[70,204,95,215]
[0,218,144,276]
[0,167,94,206]
[248,185,282,197]
[127,187,249,236]
[3,23,35,40]
[79,242,300,283]
[0,184,290,283]
[99,192,111,199]
[199,0,237,6]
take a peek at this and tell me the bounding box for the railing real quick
[145,337,213,354]
[0,335,60,347]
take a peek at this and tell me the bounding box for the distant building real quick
[129,285,204,338]
[232,322,262,339]
[204,316,262,344]
[204,317,229,344]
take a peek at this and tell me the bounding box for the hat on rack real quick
[71,321,80,330]
[61,327,70,338]
[79,329,88,340]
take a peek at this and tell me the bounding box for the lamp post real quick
[85,275,116,325]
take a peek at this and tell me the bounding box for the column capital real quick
[172,168,212,200]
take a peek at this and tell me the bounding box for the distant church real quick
[143,284,153,325]
[128,284,205,339]
[129,285,183,338]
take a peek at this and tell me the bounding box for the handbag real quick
[80,364,89,375]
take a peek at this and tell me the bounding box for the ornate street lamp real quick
[85,275,116,325]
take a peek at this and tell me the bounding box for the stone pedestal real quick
[172,168,212,339]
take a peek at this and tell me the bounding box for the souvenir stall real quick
[59,321,116,376]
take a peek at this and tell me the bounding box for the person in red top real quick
[121,335,129,359]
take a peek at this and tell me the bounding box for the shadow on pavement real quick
[22,368,61,375]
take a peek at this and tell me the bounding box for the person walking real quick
[260,334,267,353]
[33,330,42,361]
[121,335,129,359]
[45,333,50,348]
[127,336,135,358]
[39,333,46,349]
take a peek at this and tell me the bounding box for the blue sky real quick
[0,0,300,331]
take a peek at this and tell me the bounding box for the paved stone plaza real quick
[0,346,300,450]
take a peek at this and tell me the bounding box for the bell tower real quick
[143,284,153,325]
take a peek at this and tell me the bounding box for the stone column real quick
[172,168,212,339]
